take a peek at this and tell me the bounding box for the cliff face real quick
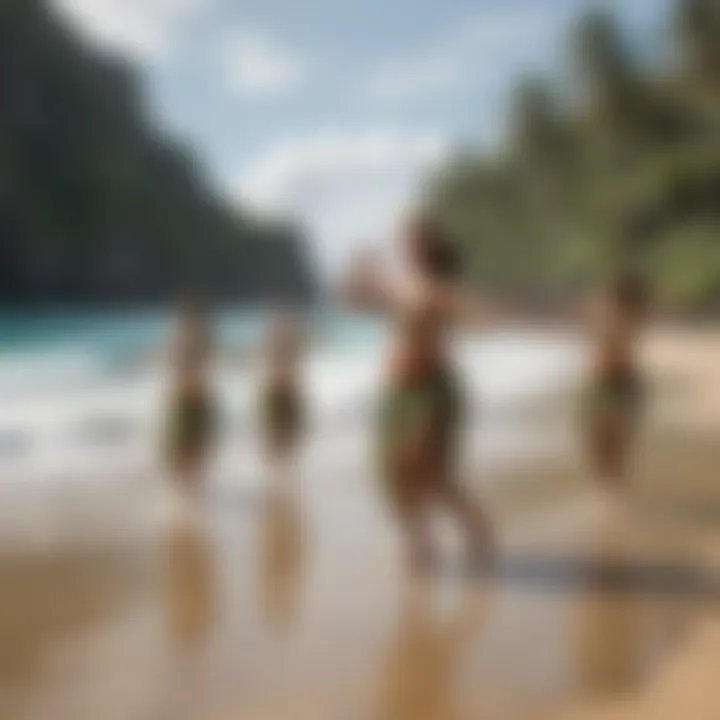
[0,0,318,306]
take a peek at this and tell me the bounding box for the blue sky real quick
[52,0,670,272]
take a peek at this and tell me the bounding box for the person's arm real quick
[560,292,595,332]
[338,250,393,315]
[438,284,508,329]
[520,292,592,332]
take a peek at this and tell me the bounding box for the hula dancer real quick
[259,311,307,472]
[341,214,498,573]
[164,300,216,495]
[583,271,649,497]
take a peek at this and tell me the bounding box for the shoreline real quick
[0,325,716,550]
[0,327,718,719]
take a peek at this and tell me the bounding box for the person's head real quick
[177,297,206,331]
[605,270,649,318]
[403,213,460,280]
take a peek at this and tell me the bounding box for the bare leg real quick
[589,407,634,493]
[393,431,437,575]
[398,485,435,574]
[437,480,494,562]
[585,402,640,526]
[266,427,301,487]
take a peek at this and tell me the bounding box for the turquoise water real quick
[0,308,583,481]
[0,307,384,362]
[0,309,168,358]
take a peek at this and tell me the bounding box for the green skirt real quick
[165,391,216,462]
[583,370,645,421]
[377,368,462,507]
[261,386,304,452]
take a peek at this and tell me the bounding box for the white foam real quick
[0,323,583,485]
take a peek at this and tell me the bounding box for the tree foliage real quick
[427,1,720,311]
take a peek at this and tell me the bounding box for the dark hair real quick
[619,204,661,249]
[176,296,210,329]
[608,271,648,314]
[408,214,460,280]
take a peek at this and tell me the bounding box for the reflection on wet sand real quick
[257,487,306,635]
[1,427,719,719]
[571,512,703,706]
[375,579,492,720]
[574,519,648,696]
[0,548,147,719]
[164,518,216,650]
[156,516,218,720]
[0,557,133,682]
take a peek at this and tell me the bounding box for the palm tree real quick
[675,0,720,90]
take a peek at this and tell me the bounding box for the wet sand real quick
[0,328,719,720]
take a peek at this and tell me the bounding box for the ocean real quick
[0,308,584,497]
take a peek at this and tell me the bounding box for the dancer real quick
[341,213,497,573]
[164,299,216,496]
[583,271,649,497]
[258,310,307,478]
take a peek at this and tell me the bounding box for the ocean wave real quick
[0,326,583,479]
[0,350,106,398]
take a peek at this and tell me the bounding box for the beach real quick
[0,324,718,720]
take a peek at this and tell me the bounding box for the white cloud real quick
[220,29,306,97]
[235,128,451,272]
[365,57,470,101]
[51,0,202,59]
[363,6,563,102]
[449,7,559,49]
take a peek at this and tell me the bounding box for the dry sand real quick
[644,325,720,429]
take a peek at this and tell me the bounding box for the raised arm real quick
[338,249,393,315]
[436,283,508,329]
[554,290,599,333]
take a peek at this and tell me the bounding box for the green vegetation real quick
[426,0,720,312]
[0,0,317,305]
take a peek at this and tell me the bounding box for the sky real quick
[51,0,670,274]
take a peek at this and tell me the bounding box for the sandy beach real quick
[0,326,718,720]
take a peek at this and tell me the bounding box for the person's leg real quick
[265,391,302,483]
[430,383,494,561]
[586,394,640,524]
[588,402,633,490]
[589,413,615,483]
[609,402,638,492]
[170,393,214,497]
[398,417,495,571]
[437,480,494,559]
[393,420,438,573]
[397,481,435,574]
[586,382,614,480]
